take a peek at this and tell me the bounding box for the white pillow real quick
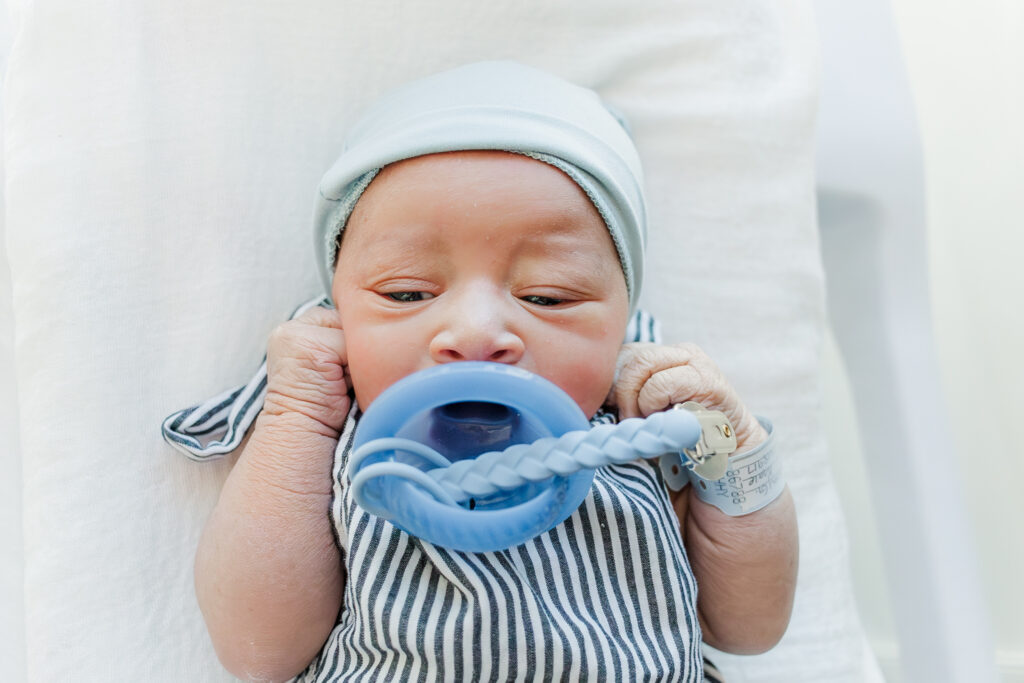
[1,1,870,680]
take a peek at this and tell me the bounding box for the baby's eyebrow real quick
[517,229,619,262]
[350,230,441,265]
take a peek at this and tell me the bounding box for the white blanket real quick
[0,1,872,680]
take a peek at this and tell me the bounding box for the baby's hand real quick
[612,344,796,655]
[609,342,767,451]
[263,305,351,435]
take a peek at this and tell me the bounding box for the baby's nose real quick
[429,294,525,364]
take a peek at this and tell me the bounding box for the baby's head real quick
[313,62,648,416]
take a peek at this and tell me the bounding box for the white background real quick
[825,0,1024,679]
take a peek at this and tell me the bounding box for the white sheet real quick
[1,9,26,677]
[1,1,871,680]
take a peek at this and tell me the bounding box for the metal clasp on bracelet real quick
[673,402,737,481]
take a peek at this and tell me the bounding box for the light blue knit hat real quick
[313,61,648,312]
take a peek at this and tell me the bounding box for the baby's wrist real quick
[244,411,340,496]
[262,390,349,439]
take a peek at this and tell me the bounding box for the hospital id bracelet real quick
[659,410,783,516]
[689,417,782,516]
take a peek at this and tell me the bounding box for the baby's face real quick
[332,151,629,417]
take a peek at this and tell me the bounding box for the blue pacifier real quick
[350,361,703,552]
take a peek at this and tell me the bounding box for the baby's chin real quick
[351,386,377,413]
[574,394,612,420]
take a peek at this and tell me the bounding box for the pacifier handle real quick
[352,409,701,507]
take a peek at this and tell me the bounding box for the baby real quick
[181,62,797,682]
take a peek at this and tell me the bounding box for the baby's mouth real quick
[437,401,514,425]
[429,401,519,458]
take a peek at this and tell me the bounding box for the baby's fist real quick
[264,306,350,434]
[610,343,766,452]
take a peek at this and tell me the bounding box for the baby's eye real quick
[385,291,434,302]
[521,294,565,306]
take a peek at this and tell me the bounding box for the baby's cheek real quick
[345,364,376,411]
[344,342,396,410]
[555,349,619,417]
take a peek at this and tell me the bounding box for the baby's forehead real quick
[350,151,604,227]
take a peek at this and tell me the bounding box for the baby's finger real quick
[635,364,715,417]
[637,366,766,450]
[611,344,654,418]
[265,323,349,408]
[303,325,349,368]
[616,342,767,450]
[294,304,343,330]
[613,343,703,418]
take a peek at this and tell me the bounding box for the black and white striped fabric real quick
[163,300,711,682]
[298,407,703,682]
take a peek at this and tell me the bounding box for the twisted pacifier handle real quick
[353,410,700,506]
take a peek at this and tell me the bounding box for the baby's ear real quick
[602,102,634,138]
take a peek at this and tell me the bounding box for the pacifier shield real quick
[351,362,594,551]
